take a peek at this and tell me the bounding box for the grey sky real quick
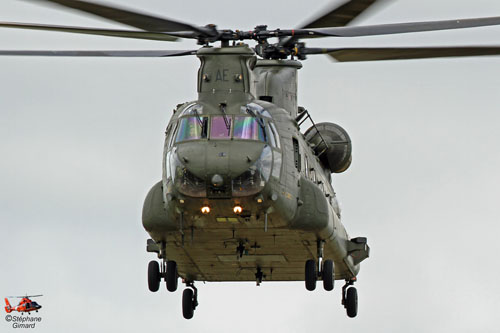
[1,0,500,332]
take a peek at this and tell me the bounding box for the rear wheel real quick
[182,288,194,319]
[305,259,317,291]
[166,260,178,292]
[147,261,160,292]
[322,259,334,291]
[345,287,358,318]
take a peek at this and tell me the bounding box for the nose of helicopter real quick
[171,140,271,198]
[175,140,265,180]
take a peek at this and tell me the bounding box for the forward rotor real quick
[2,0,500,62]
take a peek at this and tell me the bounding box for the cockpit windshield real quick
[175,117,208,142]
[174,115,272,143]
[234,116,266,141]
[210,116,232,139]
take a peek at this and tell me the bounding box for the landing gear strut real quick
[182,281,198,320]
[342,279,358,318]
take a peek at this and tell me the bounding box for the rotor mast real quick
[196,45,257,109]
[253,59,302,118]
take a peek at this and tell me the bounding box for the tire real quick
[182,288,194,319]
[147,261,160,292]
[322,259,334,291]
[305,259,317,291]
[166,260,178,292]
[346,287,358,318]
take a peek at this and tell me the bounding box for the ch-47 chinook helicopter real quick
[3,0,500,320]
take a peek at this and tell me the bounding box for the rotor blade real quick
[308,16,500,37]
[0,22,179,41]
[25,0,212,36]
[280,0,386,47]
[0,49,196,57]
[301,0,386,29]
[305,46,500,62]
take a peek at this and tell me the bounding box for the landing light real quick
[201,206,210,214]
[233,205,243,214]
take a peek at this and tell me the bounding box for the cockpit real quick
[165,103,282,199]
[172,103,277,145]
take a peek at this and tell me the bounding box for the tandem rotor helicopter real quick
[3,0,500,320]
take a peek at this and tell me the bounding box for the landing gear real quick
[166,260,178,292]
[322,259,334,291]
[342,279,358,318]
[147,259,178,292]
[304,240,335,291]
[305,259,317,291]
[146,239,200,319]
[148,260,161,292]
[182,282,198,320]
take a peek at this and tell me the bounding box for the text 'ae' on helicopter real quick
[4,295,43,314]
[3,0,500,320]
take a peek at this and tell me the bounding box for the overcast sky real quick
[1,0,500,332]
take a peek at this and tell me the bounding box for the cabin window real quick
[175,117,208,142]
[210,116,232,139]
[168,122,178,148]
[234,117,266,141]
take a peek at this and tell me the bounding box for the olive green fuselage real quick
[142,45,367,282]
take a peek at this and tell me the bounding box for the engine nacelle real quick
[304,122,352,173]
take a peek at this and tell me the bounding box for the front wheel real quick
[147,261,160,292]
[166,260,178,292]
[305,259,317,291]
[322,260,334,291]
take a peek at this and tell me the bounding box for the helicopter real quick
[2,0,500,321]
[4,295,43,314]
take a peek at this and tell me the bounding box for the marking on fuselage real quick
[216,69,229,82]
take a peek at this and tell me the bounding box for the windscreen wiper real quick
[219,103,231,135]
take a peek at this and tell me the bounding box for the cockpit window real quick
[234,116,266,141]
[175,117,208,142]
[210,116,232,139]
[179,103,204,116]
[269,122,280,149]
[246,103,272,118]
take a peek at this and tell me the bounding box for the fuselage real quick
[142,45,366,282]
